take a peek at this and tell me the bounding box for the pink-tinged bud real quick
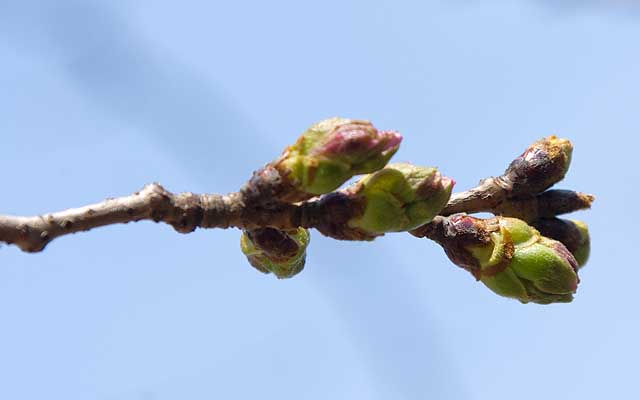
[505,136,573,196]
[273,118,402,202]
[316,122,402,162]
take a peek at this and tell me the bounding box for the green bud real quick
[533,218,590,267]
[481,218,579,304]
[572,221,590,267]
[274,118,402,201]
[434,215,579,304]
[505,135,573,196]
[240,228,310,279]
[347,163,454,234]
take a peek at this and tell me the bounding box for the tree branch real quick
[0,178,593,253]
[0,183,228,252]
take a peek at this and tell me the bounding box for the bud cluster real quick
[240,117,455,277]
[235,118,592,305]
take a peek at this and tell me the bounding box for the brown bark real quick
[0,178,593,253]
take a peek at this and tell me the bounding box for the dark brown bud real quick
[504,136,572,197]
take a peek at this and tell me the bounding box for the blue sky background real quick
[0,1,638,399]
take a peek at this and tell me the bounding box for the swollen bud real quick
[240,228,310,279]
[533,218,590,267]
[347,163,454,234]
[274,118,402,201]
[504,136,573,196]
[430,215,579,304]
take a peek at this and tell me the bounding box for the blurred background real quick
[0,0,637,399]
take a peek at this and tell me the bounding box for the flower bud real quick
[429,215,579,304]
[347,163,454,234]
[240,228,310,279]
[504,136,573,196]
[533,218,590,267]
[274,118,402,201]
